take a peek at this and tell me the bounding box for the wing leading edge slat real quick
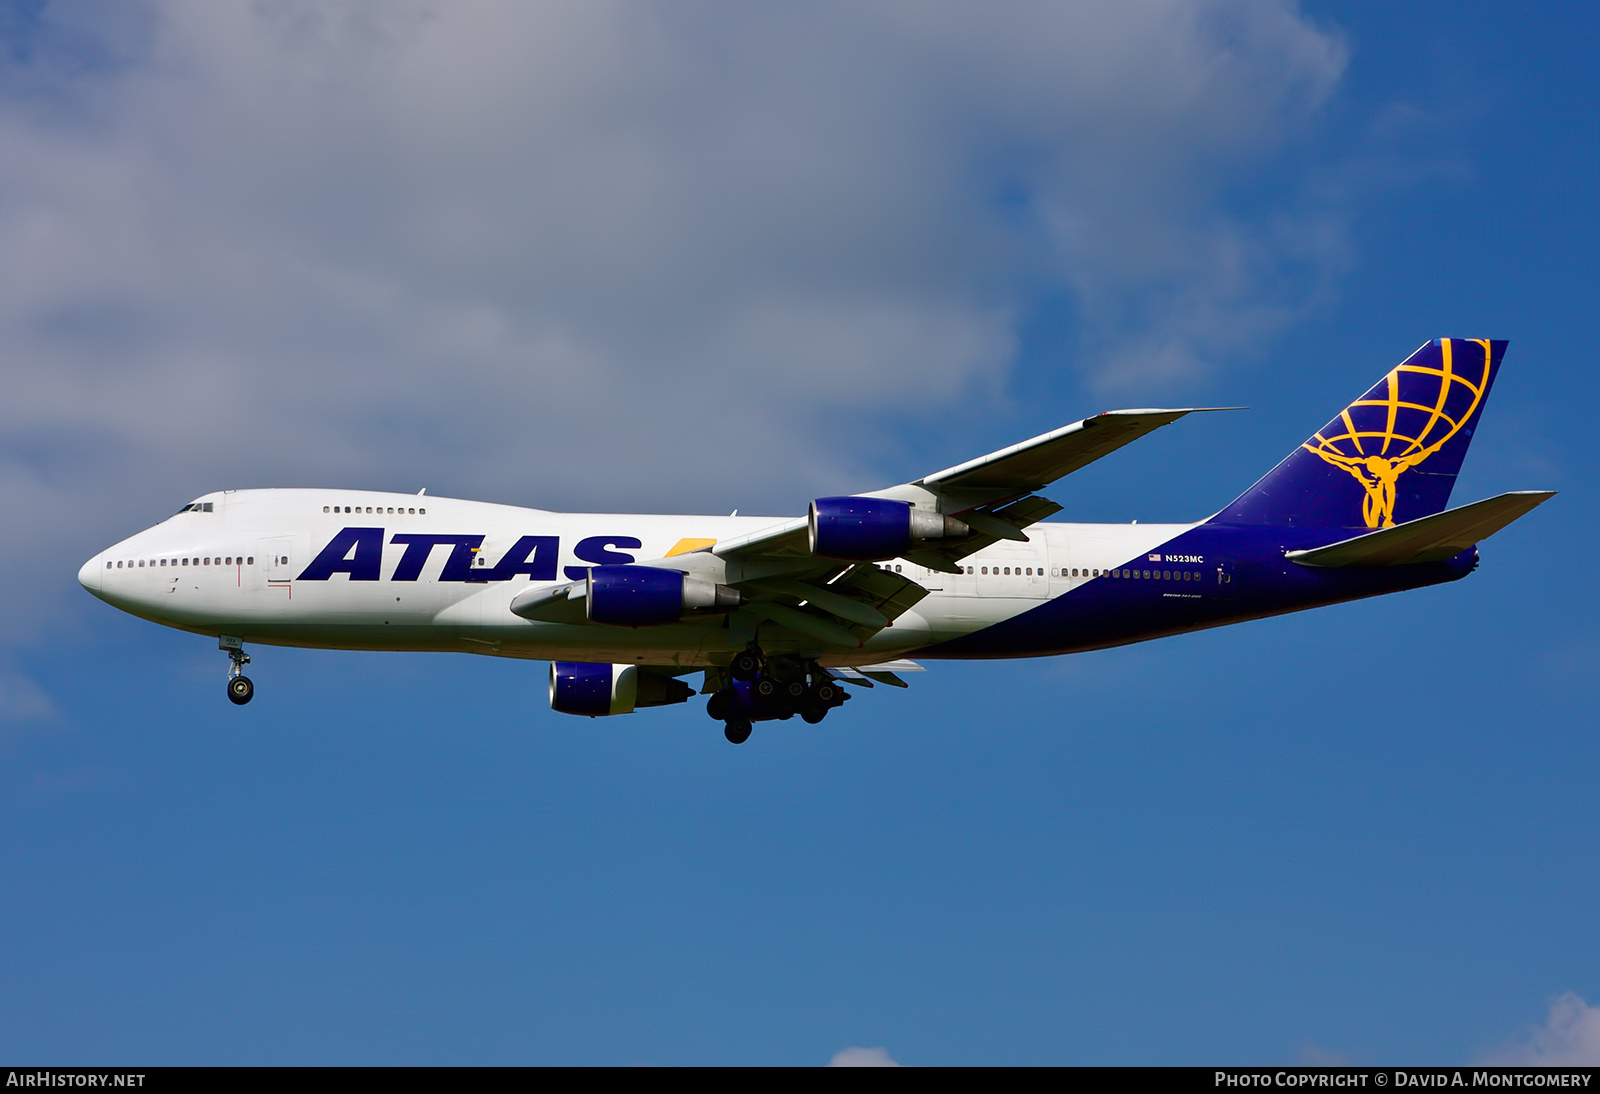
[915,407,1238,505]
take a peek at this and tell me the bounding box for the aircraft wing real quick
[709,406,1232,566]
[901,407,1237,510]
[707,515,810,560]
[513,406,1228,650]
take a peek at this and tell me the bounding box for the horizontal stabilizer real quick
[1285,490,1554,567]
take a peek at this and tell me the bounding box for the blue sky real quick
[1,1,1596,1065]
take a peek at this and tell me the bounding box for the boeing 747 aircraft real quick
[80,339,1551,743]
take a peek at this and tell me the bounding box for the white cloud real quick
[1481,993,1600,1067]
[828,1045,901,1067]
[0,0,1348,641]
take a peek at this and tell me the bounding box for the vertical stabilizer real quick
[1215,338,1505,528]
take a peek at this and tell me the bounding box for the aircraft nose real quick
[78,554,103,595]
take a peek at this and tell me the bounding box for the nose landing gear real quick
[220,634,253,706]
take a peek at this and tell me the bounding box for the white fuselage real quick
[79,489,1192,667]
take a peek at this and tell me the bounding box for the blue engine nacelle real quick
[586,565,742,626]
[807,497,968,561]
[549,662,637,716]
[549,661,696,716]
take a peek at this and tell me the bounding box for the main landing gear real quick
[707,647,849,744]
[220,634,253,706]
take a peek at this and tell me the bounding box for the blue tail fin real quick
[1215,338,1506,529]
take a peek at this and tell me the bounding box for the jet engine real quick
[549,661,637,716]
[807,497,967,561]
[585,565,742,626]
[548,662,695,717]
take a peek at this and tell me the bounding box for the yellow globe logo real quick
[1305,338,1493,528]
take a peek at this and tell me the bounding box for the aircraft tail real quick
[1214,338,1506,529]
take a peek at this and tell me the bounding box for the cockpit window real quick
[175,502,215,514]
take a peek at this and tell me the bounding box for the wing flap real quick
[1286,491,1555,567]
[744,601,863,647]
[735,567,929,648]
[828,563,931,623]
[743,577,889,627]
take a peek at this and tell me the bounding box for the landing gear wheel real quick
[221,637,253,706]
[731,649,762,682]
[799,680,843,724]
[706,688,736,721]
[227,675,254,706]
[724,720,752,745]
[753,675,797,719]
